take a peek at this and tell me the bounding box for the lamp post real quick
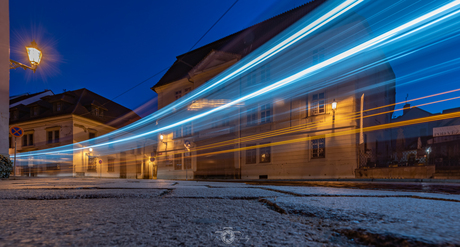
[9,40,42,73]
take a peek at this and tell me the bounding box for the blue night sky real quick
[9,0,460,117]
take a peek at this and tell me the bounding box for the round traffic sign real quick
[10,126,24,138]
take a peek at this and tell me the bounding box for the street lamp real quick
[10,40,42,73]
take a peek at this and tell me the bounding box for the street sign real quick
[10,126,24,138]
[99,159,103,164]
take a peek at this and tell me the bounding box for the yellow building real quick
[151,1,396,179]
[8,89,153,178]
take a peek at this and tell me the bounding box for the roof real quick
[152,0,326,91]
[9,88,140,128]
[9,90,54,108]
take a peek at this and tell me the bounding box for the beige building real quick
[8,89,155,178]
[151,1,395,179]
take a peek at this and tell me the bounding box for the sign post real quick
[10,126,24,177]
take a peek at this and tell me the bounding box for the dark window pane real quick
[29,134,33,145]
[23,135,27,146]
[47,131,53,143]
[246,145,257,164]
[54,130,59,143]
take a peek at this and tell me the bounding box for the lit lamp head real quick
[89,148,93,152]
[26,40,42,70]
[160,134,164,140]
[332,99,337,111]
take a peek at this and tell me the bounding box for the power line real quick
[109,0,240,103]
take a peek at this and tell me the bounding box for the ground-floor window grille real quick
[88,157,97,171]
[184,155,192,169]
[136,161,142,174]
[108,158,115,172]
[174,153,182,170]
[312,138,326,158]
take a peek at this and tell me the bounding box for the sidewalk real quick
[0,178,459,246]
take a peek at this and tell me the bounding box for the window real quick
[184,87,192,95]
[87,157,96,171]
[89,132,96,139]
[183,124,192,136]
[175,127,182,138]
[108,137,114,149]
[108,158,115,172]
[312,138,325,158]
[137,145,142,155]
[247,108,257,126]
[175,90,182,100]
[259,143,271,163]
[260,64,271,83]
[136,161,142,174]
[30,106,39,117]
[310,93,325,115]
[47,130,59,143]
[246,71,257,86]
[174,153,182,170]
[92,107,103,117]
[312,48,325,64]
[46,163,60,170]
[184,154,192,169]
[54,130,59,143]
[22,133,34,147]
[9,136,12,148]
[246,144,257,164]
[260,103,272,124]
[11,110,18,120]
[54,102,62,112]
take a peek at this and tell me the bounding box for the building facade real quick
[151,1,396,179]
[8,89,155,178]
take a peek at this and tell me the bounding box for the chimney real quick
[403,103,410,115]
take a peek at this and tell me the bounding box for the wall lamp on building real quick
[332,99,337,121]
[9,41,42,73]
[160,134,168,154]
[85,148,94,158]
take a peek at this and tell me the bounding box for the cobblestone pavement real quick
[0,178,459,246]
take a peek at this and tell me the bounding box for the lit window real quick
[311,93,325,115]
[259,144,271,163]
[312,138,326,158]
[88,157,96,171]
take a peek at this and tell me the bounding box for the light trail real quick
[156,89,460,157]
[16,0,365,158]
[179,110,460,160]
[14,0,460,176]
